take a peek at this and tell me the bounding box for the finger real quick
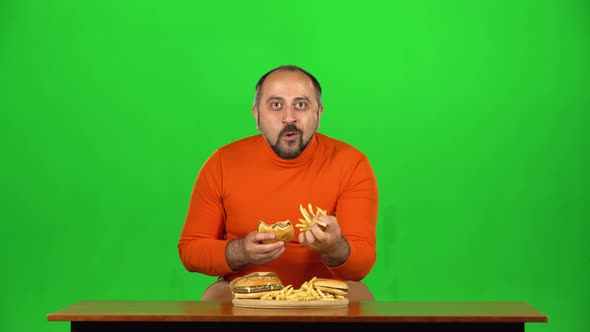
[312,214,329,231]
[315,213,329,223]
[316,213,335,224]
[298,230,314,245]
[243,235,283,256]
[252,231,276,243]
[298,232,305,244]
[270,246,285,260]
[309,222,328,241]
[301,228,317,244]
[254,246,285,264]
[258,241,285,254]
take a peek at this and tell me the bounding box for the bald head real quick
[254,65,322,109]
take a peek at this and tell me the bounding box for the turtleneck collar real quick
[258,133,319,167]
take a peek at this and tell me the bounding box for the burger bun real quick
[230,272,285,299]
[313,278,349,297]
[257,220,294,244]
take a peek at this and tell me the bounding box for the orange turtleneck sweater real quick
[178,132,378,288]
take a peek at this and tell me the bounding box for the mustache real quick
[279,124,302,137]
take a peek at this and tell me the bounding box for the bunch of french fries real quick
[295,203,327,231]
[260,277,338,301]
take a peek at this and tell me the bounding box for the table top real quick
[47,300,548,323]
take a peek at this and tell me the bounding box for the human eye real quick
[294,101,308,110]
[270,101,283,110]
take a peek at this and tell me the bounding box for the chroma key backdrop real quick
[1,1,587,332]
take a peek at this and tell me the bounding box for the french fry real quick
[295,203,328,232]
[300,204,313,224]
[258,276,340,301]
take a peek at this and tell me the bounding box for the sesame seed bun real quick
[233,276,283,288]
[230,272,284,299]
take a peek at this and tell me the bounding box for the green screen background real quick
[1,1,587,331]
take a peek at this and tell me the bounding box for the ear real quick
[317,105,324,129]
[252,105,260,130]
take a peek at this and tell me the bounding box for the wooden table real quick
[47,300,548,331]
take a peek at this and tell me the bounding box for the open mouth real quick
[282,131,299,141]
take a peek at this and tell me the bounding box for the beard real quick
[270,123,309,159]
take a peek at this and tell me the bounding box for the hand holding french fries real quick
[296,204,348,264]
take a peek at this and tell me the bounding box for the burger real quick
[313,278,349,298]
[257,220,294,244]
[230,272,285,299]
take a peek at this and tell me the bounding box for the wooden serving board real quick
[232,298,349,309]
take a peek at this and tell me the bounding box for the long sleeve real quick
[177,150,234,276]
[327,154,379,280]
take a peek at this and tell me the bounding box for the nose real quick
[282,107,296,124]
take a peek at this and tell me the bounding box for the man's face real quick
[253,70,323,159]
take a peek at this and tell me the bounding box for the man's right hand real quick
[225,231,285,271]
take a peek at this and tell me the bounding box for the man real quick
[178,65,379,301]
